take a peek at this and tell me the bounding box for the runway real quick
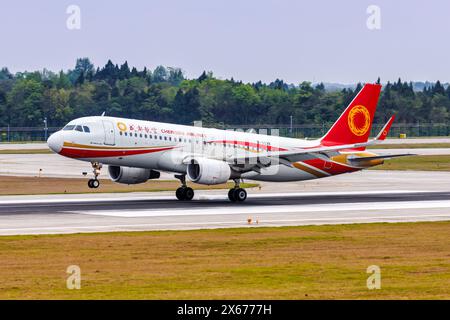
[0,190,449,235]
[0,142,450,236]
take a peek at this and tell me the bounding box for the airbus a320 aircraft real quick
[47,83,410,202]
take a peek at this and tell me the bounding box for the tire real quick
[176,187,186,200]
[234,188,247,202]
[184,187,194,201]
[92,179,100,188]
[88,179,94,188]
[228,188,237,202]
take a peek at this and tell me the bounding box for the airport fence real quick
[0,123,449,142]
[227,123,450,139]
[0,126,60,142]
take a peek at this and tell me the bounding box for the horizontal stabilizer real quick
[375,115,395,141]
[349,153,416,162]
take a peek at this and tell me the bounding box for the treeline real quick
[0,58,449,128]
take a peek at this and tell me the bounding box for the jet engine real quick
[108,166,160,184]
[187,158,231,185]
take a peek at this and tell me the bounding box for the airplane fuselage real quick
[48,115,382,183]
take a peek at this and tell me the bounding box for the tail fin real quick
[321,83,381,150]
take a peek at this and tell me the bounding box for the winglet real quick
[375,115,395,141]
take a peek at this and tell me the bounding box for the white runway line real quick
[74,200,450,218]
[0,189,431,205]
[1,213,449,234]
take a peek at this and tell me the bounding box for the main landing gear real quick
[175,174,194,201]
[228,179,247,202]
[173,175,247,202]
[87,162,102,189]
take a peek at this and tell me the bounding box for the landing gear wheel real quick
[176,187,185,200]
[175,186,194,201]
[91,179,100,188]
[228,188,237,202]
[234,188,247,202]
[184,187,194,201]
[88,179,100,189]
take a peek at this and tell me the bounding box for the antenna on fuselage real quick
[101,111,106,116]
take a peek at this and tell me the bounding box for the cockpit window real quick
[63,125,75,131]
[75,125,83,132]
[83,126,90,133]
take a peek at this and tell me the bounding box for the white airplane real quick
[47,83,410,202]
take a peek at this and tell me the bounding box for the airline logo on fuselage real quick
[348,105,370,136]
[117,122,127,132]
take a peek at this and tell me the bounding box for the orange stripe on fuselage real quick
[62,142,171,150]
[292,162,329,178]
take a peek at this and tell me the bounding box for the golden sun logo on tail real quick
[348,105,371,136]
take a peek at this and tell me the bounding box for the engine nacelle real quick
[108,166,160,184]
[187,158,231,185]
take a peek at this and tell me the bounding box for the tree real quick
[153,66,168,83]
[95,60,119,85]
[69,58,94,84]
[198,71,208,82]
[0,68,13,80]
[172,88,201,124]
[168,67,184,85]
[7,78,45,126]
[119,61,131,80]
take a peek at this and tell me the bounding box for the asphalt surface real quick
[1,191,450,214]
[0,190,449,235]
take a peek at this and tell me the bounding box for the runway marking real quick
[1,213,449,234]
[0,190,432,205]
[73,200,450,218]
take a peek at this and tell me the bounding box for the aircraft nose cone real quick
[47,131,63,153]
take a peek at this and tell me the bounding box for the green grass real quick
[0,222,448,299]
[372,155,450,171]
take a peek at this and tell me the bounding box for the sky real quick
[1,0,450,84]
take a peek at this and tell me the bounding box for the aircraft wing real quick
[225,115,414,168]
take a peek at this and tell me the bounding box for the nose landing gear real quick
[228,179,247,202]
[175,174,194,201]
[87,162,102,189]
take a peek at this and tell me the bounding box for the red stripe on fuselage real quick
[59,146,175,158]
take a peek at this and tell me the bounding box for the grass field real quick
[368,143,450,149]
[0,149,51,154]
[0,222,448,299]
[372,155,450,171]
[0,176,258,195]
